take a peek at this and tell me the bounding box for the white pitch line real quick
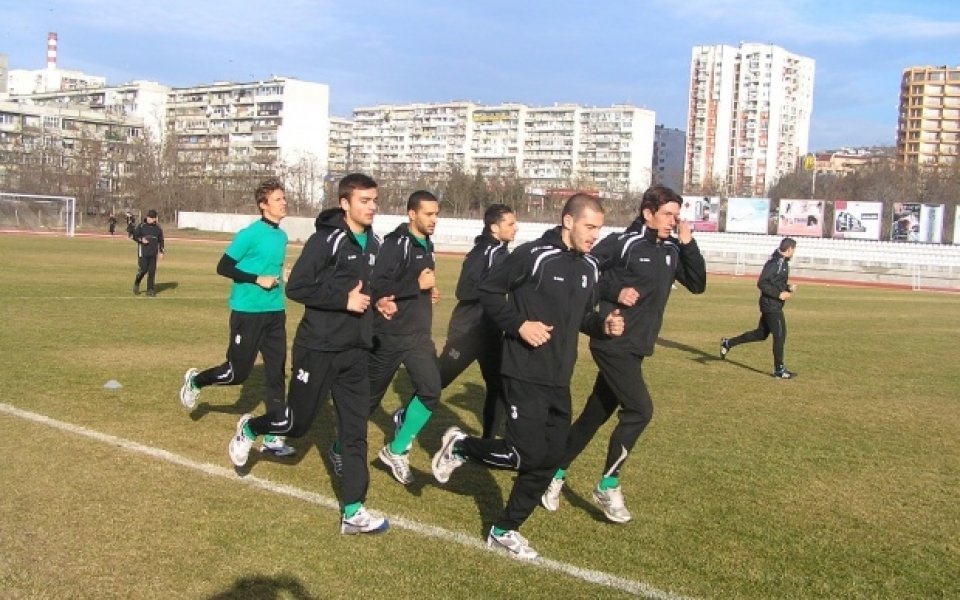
[0,402,696,600]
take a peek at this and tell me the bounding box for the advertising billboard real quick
[680,196,720,232]
[725,197,770,234]
[833,200,882,240]
[777,199,825,237]
[892,202,943,243]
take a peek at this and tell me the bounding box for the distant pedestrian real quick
[125,213,136,238]
[108,214,117,236]
[132,210,164,297]
[721,237,798,378]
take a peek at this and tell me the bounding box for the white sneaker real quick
[228,414,254,467]
[260,435,295,457]
[340,507,389,535]
[179,368,199,409]
[378,445,413,485]
[593,485,632,523]
[486,527,539,560]
[541,477,565,512]
[431,426,467,483]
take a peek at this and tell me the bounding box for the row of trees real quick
[1,131,958,233]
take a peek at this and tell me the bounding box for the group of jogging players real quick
[173,173,796,560]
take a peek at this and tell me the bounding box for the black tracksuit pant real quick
[368,332,441,412]
[193,310,287,414]
[248,345,372,507]
[728,310,787,369]
[458,377,571,531]
[134,255,158,292]
[438,325,504,438]
[560,346,653,479]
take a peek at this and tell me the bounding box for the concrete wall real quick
[177,211,960,290]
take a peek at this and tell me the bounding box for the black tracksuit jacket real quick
[478,226,606,387]
[285,208,381,352]
[591,219,707,357]
[133,222,164,257]
[757,250,791,313]
[370,223,436,336]
[447,232,509,336]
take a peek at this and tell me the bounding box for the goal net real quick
[0,193,77,237]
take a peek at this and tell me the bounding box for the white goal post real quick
[0,193,77,237]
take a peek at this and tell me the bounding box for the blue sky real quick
[3,0,959,150]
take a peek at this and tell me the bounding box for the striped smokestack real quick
[47,32,58,69]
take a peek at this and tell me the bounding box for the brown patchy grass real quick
[1,232,959,599]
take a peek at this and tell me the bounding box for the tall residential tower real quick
[897,65,960,167]
[685,43,814,196]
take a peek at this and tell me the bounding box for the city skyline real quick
[3,0,959,151]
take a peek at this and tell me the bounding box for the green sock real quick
[598,475,619,491]
[554,468,567,480]
[241,423,256,441]
[389,396,433,454]
[332,439,341,454]
[343,502,362,519]
[492,526,508,536]
[189,377,199,392]
[263,434,278,443]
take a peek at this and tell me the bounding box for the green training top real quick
[225,219,288,312]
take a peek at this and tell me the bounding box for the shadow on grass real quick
[559,486,617,524]
[153,281,179,294]
[656,336,720,364]
[206,573,317,600]
[656,336,772,376]
[364,367,506,530]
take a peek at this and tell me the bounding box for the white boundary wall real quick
[177,211,960,290]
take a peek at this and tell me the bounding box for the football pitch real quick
[1,232,958,599]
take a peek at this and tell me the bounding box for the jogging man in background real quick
[179,177,293,457]
[541,185,707,523]
[228,173,393,535]
[721,237,798,379]
[365,190,442,486]
[431,194,624,560]
[132,209,164,297]
[434,203,517,438]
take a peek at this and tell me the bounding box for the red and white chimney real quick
[47,32,58,70]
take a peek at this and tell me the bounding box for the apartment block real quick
[467,104,526,177]
[685,43,814,196]
[9,81,168,142]
[813,147,893,177]
[350,102,472,178]
[328,116,354,174]
[165,76,329,176]
[0,98,146,197]
[344,101,655,195]
[653,125,686,191]
[897,65,960,167]
[578,105,655,194]
[522,104,579,187]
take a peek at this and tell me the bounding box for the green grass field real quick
[1,232,958,599]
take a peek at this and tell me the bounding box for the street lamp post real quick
[803,153,817,197]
